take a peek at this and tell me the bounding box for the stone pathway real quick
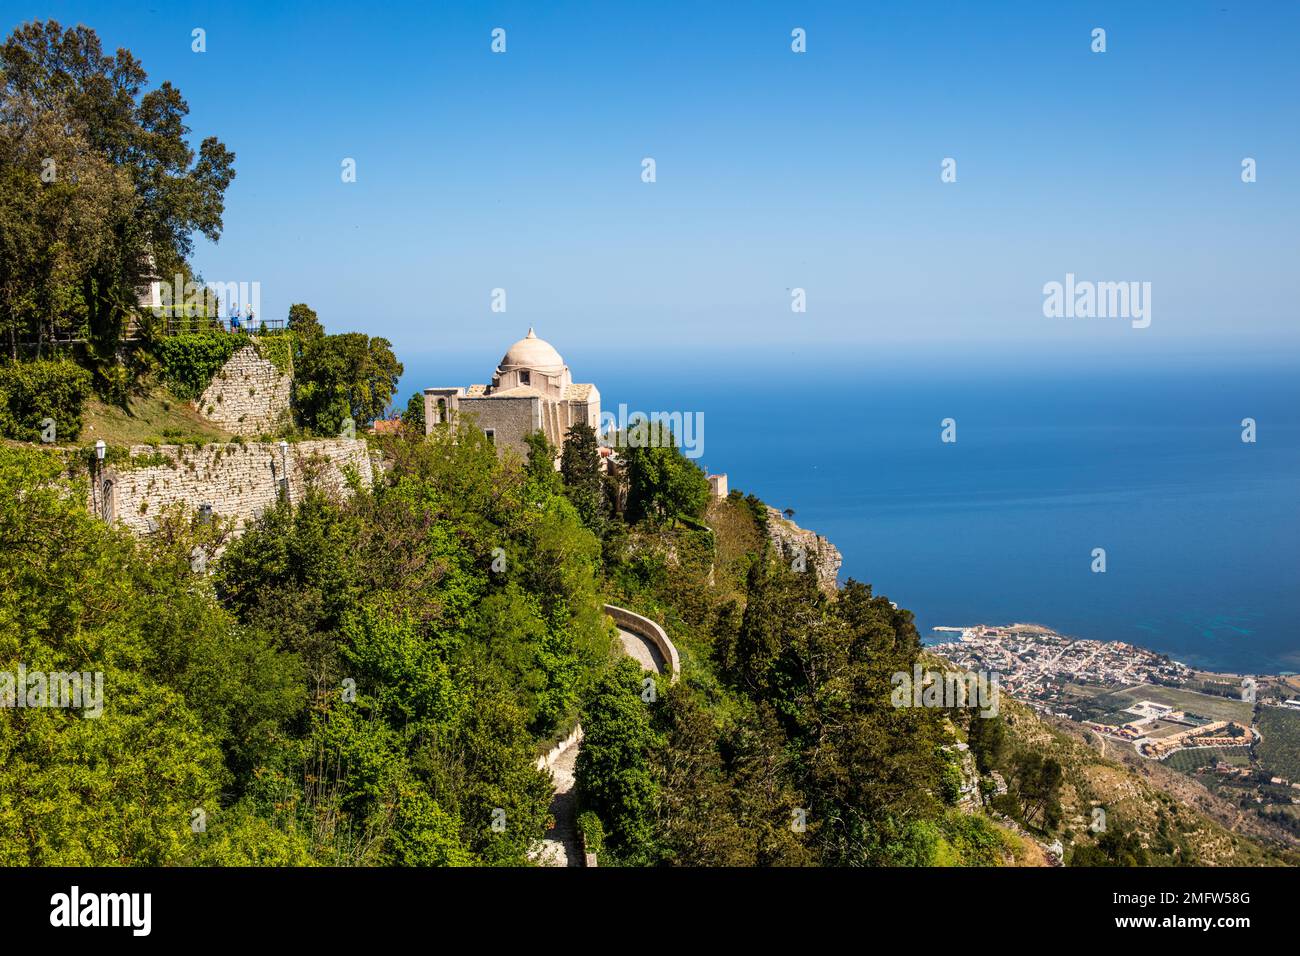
[618,626,666,674]
[535,628,663,867]
[535,739,582,866]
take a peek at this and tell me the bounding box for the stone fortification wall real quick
[98,439,372,536]
[196,343,292,436]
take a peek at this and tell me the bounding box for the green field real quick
[81,386,234,448]
[1256,706,1300,782]
[1162,747,1251,774]
[1104,685,1254,723]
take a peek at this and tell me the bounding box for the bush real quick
[577,811,605,856]
[0,358,93,443]
[156,332,248,400]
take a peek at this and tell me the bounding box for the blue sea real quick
[397,348,1300,675]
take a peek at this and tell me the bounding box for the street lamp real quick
[92,440,107,517]
[278,440,290,505]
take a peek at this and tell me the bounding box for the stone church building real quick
[423,329,601,459]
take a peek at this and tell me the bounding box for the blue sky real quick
[5,0,1299,369]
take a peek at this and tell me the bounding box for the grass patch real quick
[81,386,234,448]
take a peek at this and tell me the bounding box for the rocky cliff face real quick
[764,506,842,594]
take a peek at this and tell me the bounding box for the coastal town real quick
[930,625,1299,758]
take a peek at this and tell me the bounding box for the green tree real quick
[293,331,403,434]
[1008,750,1064,831]
[0,21,235,359]
[576,657,661,863]
[286,302,324,343]
[966,709,1008,776]
[560,422,606,535]
[402,392,425,432]
[620,420,710,522]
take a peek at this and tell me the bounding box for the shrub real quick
[253,333,294,376]
[0,358,93,443]
[155,332,248,400]
[577,811,605,856]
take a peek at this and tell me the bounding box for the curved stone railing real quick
[536,604,682,867]
[603,603,681,683]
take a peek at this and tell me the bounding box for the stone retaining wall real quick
[196,343,292,436]
[96,439,373,536]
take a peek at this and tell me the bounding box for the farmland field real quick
[1162,747,1251,774]
[1106,685,1254,723]
[1256,707,1300,782]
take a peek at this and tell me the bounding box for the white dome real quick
[499,328,564,371]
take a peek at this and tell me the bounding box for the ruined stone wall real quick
[99,439,372,536]
[764,506,843,594]
[196,343,292,436]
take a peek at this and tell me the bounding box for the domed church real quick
[423,329,601,459]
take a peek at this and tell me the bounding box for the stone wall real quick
[764,506,842,594]
[196,343,292,436]
[98,439,373,536]
[460,396,539,460]
[604,603,681,682]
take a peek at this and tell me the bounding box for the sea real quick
[396,348,1300,676]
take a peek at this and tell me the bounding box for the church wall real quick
[460,396,540,459]
[423,387,463,434]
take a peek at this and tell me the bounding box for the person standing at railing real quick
[230,305,242,332]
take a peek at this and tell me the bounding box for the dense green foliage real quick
[293,331,403,435]
[0,448,301,864]
[402,392,425,432]
[560,422,607,535]
[619,420,710,523]
[155,331,247,399]
[578,475,999,866]
[0,21,234,361]
[0,357,92,441]
[0,420,617,865]
[286,303,324,343]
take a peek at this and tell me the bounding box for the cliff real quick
[763,506,842,594]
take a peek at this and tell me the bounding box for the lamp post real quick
[278,440,290,505]
[93,440,106,517]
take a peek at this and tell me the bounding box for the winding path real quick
[533,607,677,867]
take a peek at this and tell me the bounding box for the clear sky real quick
[5,0,1298,368]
